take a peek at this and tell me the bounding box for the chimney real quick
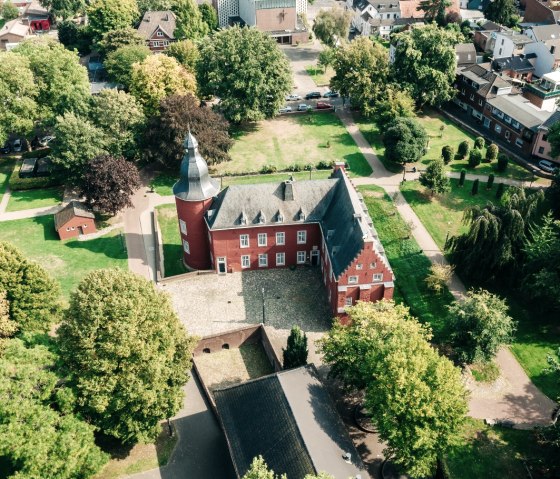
[284,178,294,201]
[164,13,169,21]
[333,161,346,174]
[551,45,556,54]
[144,15,150,22]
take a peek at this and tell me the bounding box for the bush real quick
[458,140,470,159]
[316,160,333,170]
[425,263,454,294]
[459,169,466,187]
[486,143,499,163]
[486,174,495,190]
[468,148,483,168]
[441,145,454,165]
[304,164,313,171]
[474,136,485,149]
[8,161,61,191]
[260,164,277,174]
[471,178,479,195]
[287,163,303,172]
[497,153,509,172]
[496,182,505,199]
[22,148,51,159]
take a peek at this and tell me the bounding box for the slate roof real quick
[54,201,95,231]
[496,31,534,47]
[487,94,552,130]
[455,43,477,66]
[540,109,560,129]
[492,56,535,72]
[527,23,560,42]
[459,64,516,98]
[137,10,176,39]
[214,365,369,479]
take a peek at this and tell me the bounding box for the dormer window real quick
[258,211,266,224]
[327,229,335,240]
[298,209,306,221]
[240,212,247,225]
[157,31,163,37]
[277,212,284,223]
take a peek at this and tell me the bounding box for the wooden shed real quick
[54,201,96,240]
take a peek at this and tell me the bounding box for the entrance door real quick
[78,227,84,236]
[217,257,227,274]
[311,250,320,266]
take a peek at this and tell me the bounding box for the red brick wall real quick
[57,217,96,240]
[256,7,296,32]
[176,197,214,270]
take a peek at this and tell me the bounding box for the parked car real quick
[0,141,10,154]
[316,101,332,110]
[305,91,321,100]
[38,135,55,147]
[279,106,293,113]
[323,91,339,98]
[538,159,558,174]
[297,104,309,111]
[286,93,302,101]
[12,139,22,152]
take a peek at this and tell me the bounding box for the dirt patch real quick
[361,190,384,198]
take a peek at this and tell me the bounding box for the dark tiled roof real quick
[54,201,95,231]
[137,10,176,39]
[478,20,500,31]
[527,23,560,41]
[492,56,535,72]
[541,110,560,129]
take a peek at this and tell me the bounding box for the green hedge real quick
[22,148,51,159]
[8,160,61,191]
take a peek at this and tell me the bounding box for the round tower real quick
[173,132,220,270]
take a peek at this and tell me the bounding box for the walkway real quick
[0,185,11,214]
[337,107,557,428]
[0,202,64,222]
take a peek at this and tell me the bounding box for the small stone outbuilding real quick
[54,201,96,240]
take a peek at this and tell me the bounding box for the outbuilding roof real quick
[0,19,32,38]
[54,201,95,231]
[137,10,176,39]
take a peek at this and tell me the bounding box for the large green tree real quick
[391,24,458,107]
[318,301,467,477]
[14,37,90,123]
[88,0,140,42]
[547,122,560,160]
[383,117,428,166]
[0,52,38,145]
[312,7,352,47]
[417,0,451,25]
[372,83,415,127]
[330,36,389,116]
[96,27,146,56]
[143,93,232,167]
[40,0,85,18]
[0,339,108,478]
[483,0,518,27]
[57,20,94,55]
[0,1,19,21]
[197,26,292,123]
[448,289,516,363]
[419,157,450,196]
[242,456,334,479]
[0,242,61,335]
[0,291,17,339]
[164,39,199,73]
[104,44,151,89]
[58,269,197,443]
[199,2,218,31]
[174,0,208,39]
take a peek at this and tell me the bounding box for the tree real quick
[96,27,146,56]
[57,20,93,55]
[547,171,560,218]
[130,54,196,114]
[90,89,146,159]
[0,242,61,335]
[459,168,466,186]
[164,39,199,72]
[419,157,450,196]
[372,85,415,126]
[484,0,518,27]
[442,145,454,164]
[312,7,352,47]
[474,136,485,149]
[136,0,175,15]
[51,112,108,184]
[468,148,482,168]
[0,339,108,478]
[174,0,208,39]
[497,153,509,172]
[486,143,499,162]
[242,456,286,479]
[417,0,451,25]
[425,263,454,294]
[0,1,19,21]
[104,44,151,89]
[15,37,90,122]
[0,291,17,339]
[283,325,308,369]
[0,52,38,145]
[458,139,470,158]
[88,0,140,42]
[197,26,292,123]
[330,37,389,116]
[58,269,197,443]
[80,155,141,215]
[471,178,479,195]
[318,301,467,477]
[448,289,516,363]
[383,117,428,167]
[318,47,335,70]
[391,24,458,107]
[496,182,505,199]
[487,174,495,190]
[143,93,232,168]
[446,188,545,281]
[199,2,218,31]
[40,0,85,18]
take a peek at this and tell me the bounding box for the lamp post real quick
[261,287,265,324]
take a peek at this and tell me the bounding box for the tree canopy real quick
[419,157,450,195]
[383,117,428,165]
[57,20,93,55]
[372,83,415,127]
[39,0,85,18]
[417,0,451,25]
[318,301,467,477]
[199,2,218,31]
[58,269,197,443]
[391,24,458,107]
[312,7,352,47]
[241,456,334,479]
[174,0,209,39]
[197,26,292,123]
[282,325,308,369]
[0,1,19,21]
[164,39,199,73]
[547,121,560,159]
[483,0,518,27]
[143,93,232,167]
[88,0,140,42]
[96,27,146,56]
[104,44,151,89]
[0,291,17,339]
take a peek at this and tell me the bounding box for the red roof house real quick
[54,201,96,240]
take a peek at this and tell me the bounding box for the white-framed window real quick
[240,234,249,248]
[370,262,377,269]
[505,130,511,140]
[66,227,70,231]
[348,276,358,284]
[276,232,285,245]
[259,254,268,267]
[241,255,250,269]
[515,138,524,148]
[71,226,75,230]
[156,30,163,37]
[163,40,169,46]
[83,224,87,228]
[345,297,353,306]
[297,251,306,264]
[478,99,483,106]
[356,263,363,270]
[179,219,187,235]
[258,233,267,247]
[276,252,285,266]
[373,273,383,282]
[469,94,475,101]
[183,239,190,254]
[297,230,307,244]
[495,124,502,133]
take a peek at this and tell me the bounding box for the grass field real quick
[155,204,185,277]
[305,65,334,86]
[0,216,128,299]
[6,187,63,212]
[0,157,14,200]
[358,185,454,341]
[214,113,372,177]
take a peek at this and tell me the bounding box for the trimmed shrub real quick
[486,174,495,190]
[8,161,61,191]
[287,163,303,172]
[474,136,485,149]
[441,145,454,165]
[471,178,479,195]
[316,160,333,170]
[496,182,505,199]
[459,169,466,187]
[468,148,483,168]
[260,164,277,174]
[458,140,470,159]
[497,153,509,172]
[486,144,499,163]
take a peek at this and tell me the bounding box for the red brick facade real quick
[56,216,96,240]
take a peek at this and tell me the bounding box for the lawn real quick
[0,157,15,200]
[6,187,63,212]
[155,204,185,277]
[305,64,334,87]
[355,109,533,180]
[0,216,128,299]
[214,113,372,177]
[399,179,560,400]
[358,185,454,341]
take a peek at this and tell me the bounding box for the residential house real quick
[214,365,370,479]
[23,0,50,31]
[0,18,32,50]
[54,201,97,240]
[524,38,560,77]
[173,132,394,317]
[347,0,400,37]
[532,110,560,162]
[460,8,485,21]
[473,21,505,53]
[137,10,176,51]
[493,31,534,59]
[524,23,560,42]
[456,43,477,67]
[523,0,560,25]
[523,70,560,110]
[492,55,535,81]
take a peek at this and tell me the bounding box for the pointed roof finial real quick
[184,127,198,150]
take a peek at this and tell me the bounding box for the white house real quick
[524,39,560,78]
[492,31,534,59]
[347,0,400,37]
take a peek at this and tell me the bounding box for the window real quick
[483,118,491,128]
[504,115,512,124]
[499,48,502,56]
[356,263,363,270]
[182,240,190,254]
[538,146,545,154]
[241,255,250,268]
[83,224,87,228]
[370,262,377,269]
[470,94,475,101]
[297,230,307,244]
[478,99,483,106]
[66,227,70,231]
[348,276,358,284]
[495,124,502,133]
[258,233,267,247]
[258,254,268,267]
[179,219,187,235]
[157,31,163,37]
[515,138,524,148]
[373,273,383,282]
[276,252,285,266]
[71,226,75,230]
[297,251,306,264]
[543,134,548,141]
[240,234,249,248]
[276,232,285,245]
[345,297,353,306]
[461,88,465,95]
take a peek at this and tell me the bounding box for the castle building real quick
[173,132,394,316]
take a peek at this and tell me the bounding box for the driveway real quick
[281,40,325,95]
